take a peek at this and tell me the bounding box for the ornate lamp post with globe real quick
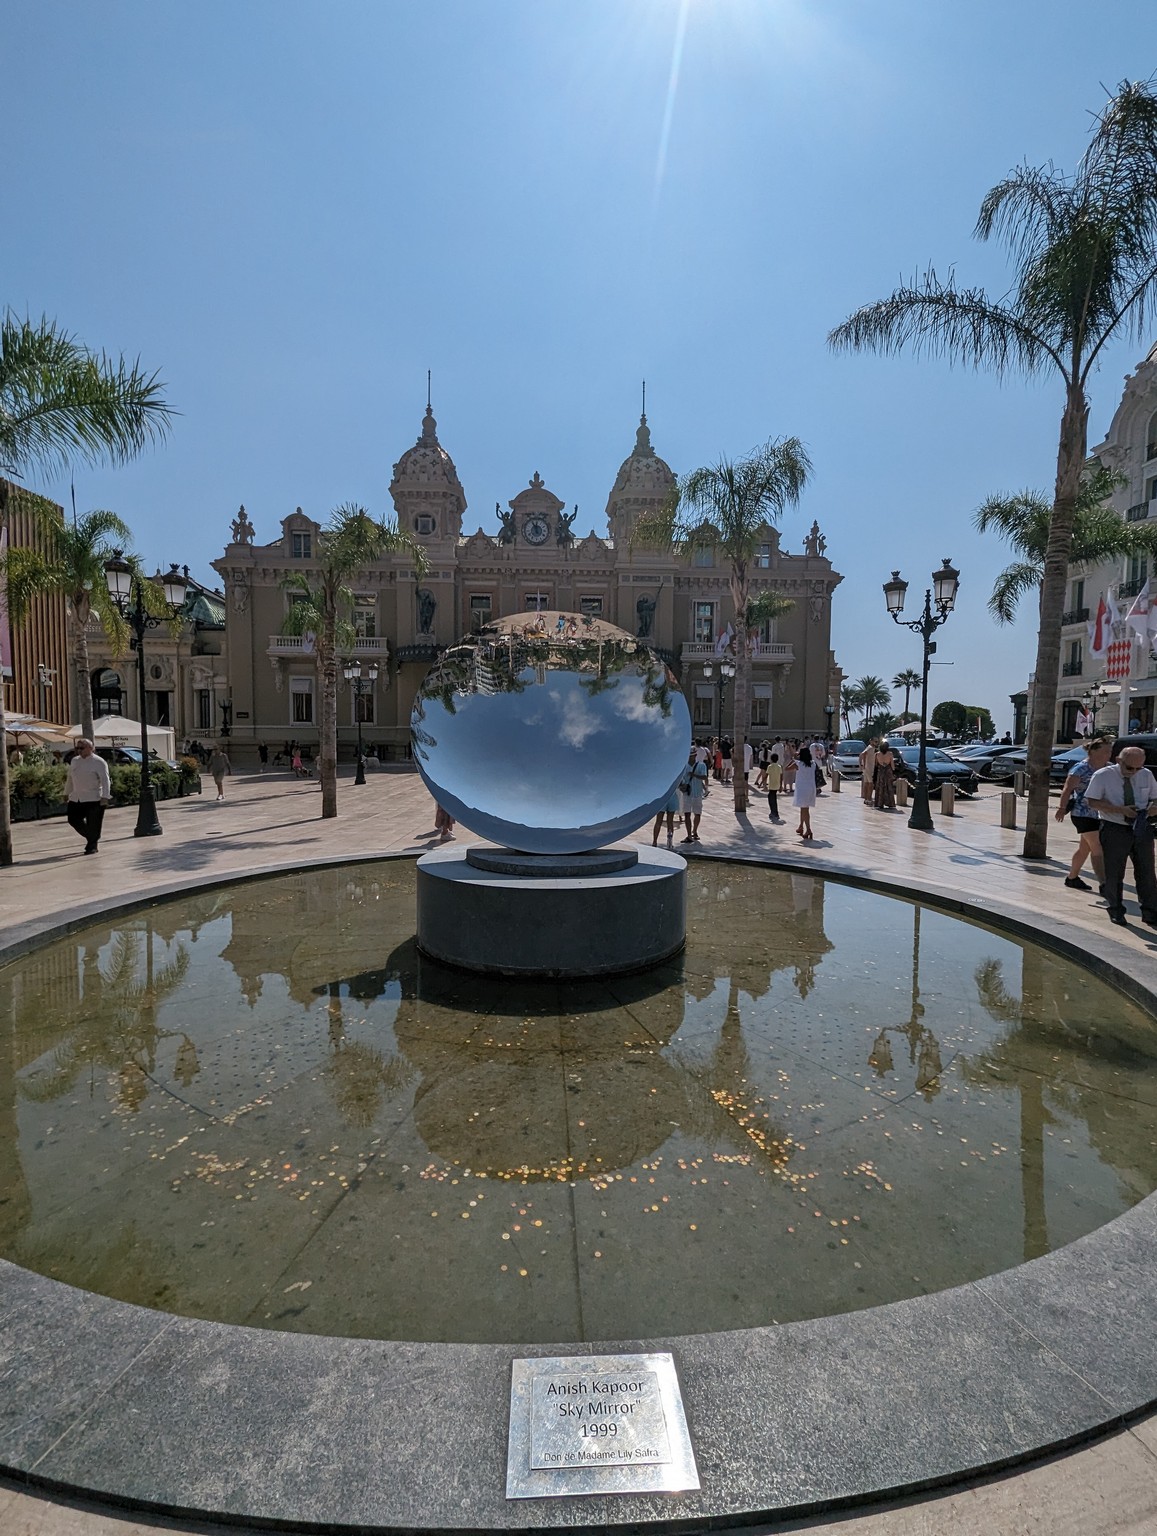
[883,558,960,833]
[343,658,379,786]
[702,651,736,733]
[103,553,188,837]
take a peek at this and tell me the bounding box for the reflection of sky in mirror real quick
[415,663,690,852]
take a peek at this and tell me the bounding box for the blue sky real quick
[6,0,1153,728]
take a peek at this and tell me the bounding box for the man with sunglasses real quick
[1086,746,1157,926]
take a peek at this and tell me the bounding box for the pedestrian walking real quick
[258,742,269,772]
[291,746,305,778]
[766,752,784,823]
[859,739,877,803]
[1054,735,1111,892]
[874,741,897,811]
[65,739,111,854]
[755,741,770,790]
[782,741,798,794]
[1086,746,1157,927]
[793,745,817,840]
[209,745,232,801]
[678,749,708,842]
[652,782,680,848]
[434,804,456,842]
[720,737,733,785]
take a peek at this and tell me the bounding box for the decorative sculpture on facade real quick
[804,521,827,557]
[636,593,656,638]
[230,505,255,545]
[557,507,578,547]
[497,504,517,544]
[416,587,437,635]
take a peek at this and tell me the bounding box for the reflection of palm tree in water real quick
[866,907,944,1103]
[322,982,413,1130]
[17,927,199,1113]
[968,953,1049,1261]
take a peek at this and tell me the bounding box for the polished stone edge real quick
[465,845,640,877]
[0,849,1156,1530]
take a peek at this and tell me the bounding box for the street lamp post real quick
[103,553,188,837]
[342,658,379,786]
[1081,680,1107,736]
[824,698,835,740]
[702,652,736,729]
[883,558,960,833]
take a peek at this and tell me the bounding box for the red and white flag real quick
[1106,636,1134,681]
[1088,591,1115,657]
[713,623,734,657]
[1126,579,1157,647]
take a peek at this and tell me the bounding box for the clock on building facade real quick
[523,514,550,545]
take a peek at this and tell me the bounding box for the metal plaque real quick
[506,1353,699,1500]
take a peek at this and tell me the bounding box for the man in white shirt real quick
[1086,746,1157,926]
[742,740,753,781]
[64,739,112,854]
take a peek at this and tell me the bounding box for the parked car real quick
[988,747,1083,787]
[65,745,179,770]
[830,739,867,778]
[891,746,981,797]
[1110,734,1157,768]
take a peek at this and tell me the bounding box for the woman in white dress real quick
[793,745,817,840]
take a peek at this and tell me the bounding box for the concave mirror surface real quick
[410,611,691,853]
[3,861,1157,1344]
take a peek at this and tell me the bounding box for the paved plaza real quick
[3,767,1157,1535]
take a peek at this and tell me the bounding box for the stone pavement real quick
[2,766,1157,1535]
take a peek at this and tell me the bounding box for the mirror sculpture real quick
[411,612,691,854]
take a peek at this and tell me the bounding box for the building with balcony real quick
[209,405,844,762]
[1054,340,1157,739]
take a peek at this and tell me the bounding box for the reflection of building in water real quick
[207,404,843,761]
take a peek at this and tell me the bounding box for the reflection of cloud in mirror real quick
[550,688,606,749]
[611,688,681,735]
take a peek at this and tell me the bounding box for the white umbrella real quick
[67,715,177,758]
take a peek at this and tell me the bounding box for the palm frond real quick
[988,561,1041,624]
[0,313,174,476]
[829,270,1064,379]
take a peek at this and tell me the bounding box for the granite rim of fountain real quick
[1,843,1156,1533]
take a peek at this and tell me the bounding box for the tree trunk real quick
[70,602,94,739]
[730,580,749,813]
[1022,383,1088,859]
[0,690,11,867]
[319,623,338,819]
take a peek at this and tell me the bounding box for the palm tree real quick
[976,464,1157,621]
[854,675,891,725]
[892,668,922,718]
[840,681,864,736]
[0,312,172,866]
[830,80,1157,859]
[2,500,132,738]
[632,438,812,812]
[281,504,425,818]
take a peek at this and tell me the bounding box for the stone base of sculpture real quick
[416,842,686,977]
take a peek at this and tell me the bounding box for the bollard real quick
[1000,790,1017,829]
[1013,770,1027,797]
[896,779,909,807]
[830,769,841,793]
[940,783,955,816]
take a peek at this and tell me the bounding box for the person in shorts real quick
[1054,735,1111,892]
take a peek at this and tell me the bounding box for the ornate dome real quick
[609,415,676,500]
[390,406,465,492]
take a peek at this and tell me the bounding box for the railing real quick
[1126,503,1149,522]
[267,635,388,654]
[680,640,794,663]
[1061,607,1089,625]
[1119,578,1147,599]
[1062,660,1083,676]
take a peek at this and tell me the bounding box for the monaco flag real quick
[1088,592,1115,657]
[1106,636,1134,681]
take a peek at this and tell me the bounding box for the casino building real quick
[200,404,842,761]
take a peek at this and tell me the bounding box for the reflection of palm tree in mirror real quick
[17,927,198,1113]
[414,616,669,715]
[866,907,944,1103]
